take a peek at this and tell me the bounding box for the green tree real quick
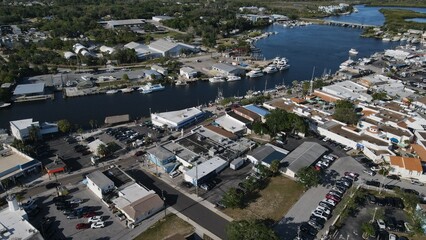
[333,100,359,125]
[372,91,388,101]
[222,187,244,209]
[242,177,259,194]
[297,166,321,189]
[226,219,279,240]
[361,222,375,238]
[97,144,109,157]
[122,74,129,81]
[270,160,281,176]
[28,125,40,143]
[57,119,71,133]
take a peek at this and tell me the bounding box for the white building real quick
[112,183,163,227]
[321,80,372,102]
[180,67,198,79]
[214,114,247,135]
[148,39,197,57]
[151,65,168,75]
[151,107,204,130]
[152,16,173,22]
[184,156,228,185]
[387,156,424,181]
[10,118,58,141]
[99,45,115,54]
[0,195,43,240]
[87,139,106,156]
[86,171,115,199]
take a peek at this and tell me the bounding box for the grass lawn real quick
[133,214,194,240]
[223,175,304,221]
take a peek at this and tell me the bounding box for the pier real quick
[323,20,379,29]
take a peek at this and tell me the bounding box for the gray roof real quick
[249,145,286,165]
[212,63,238,73]
[13,83,45,95]
[87,170,114,189]
[147,146,175,161]
[149,39,178,53]
[284,142,328,174]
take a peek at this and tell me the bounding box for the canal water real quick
[1,5,424,129]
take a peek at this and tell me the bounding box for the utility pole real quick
[195,162,198,197]
[162,189,166,217]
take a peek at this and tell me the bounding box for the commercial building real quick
[148,39,198,57]
[86,171,115,199]
[152,16,173,22]
[212,63,245,76]
[180,67,198,79]
[387,156,424,180]
[214,114,247,135]
[13,83,45,97]
[281,142,328,178]
[0,195,43,240]
[44,156,67,176]
[146,146,176,173]
[246,144,289,168]
[0,146,42,190]
[183,156,228,185]
[112,183,163,227]
[151,107,204,130]
[320,80,373,102]
[243,104,270,122]
[10,118,58,141]
[99,19,146,29]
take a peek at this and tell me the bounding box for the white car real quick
[91,221,105,229]
[70,198,83,204]
[311,210,328,220]
[323,155,335,161]
[322,137,330,142]
[371,166,381,172]
[315,206,331,215]
[169,171,180,178]
[317,160,330,168]
[321,199,336,207]
[88,216,102,223]
[389,233,396,240]
[331,187,345,195]
[343,146,352,151]
[377,219,386,230]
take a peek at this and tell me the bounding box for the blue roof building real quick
[243,104,270,122]
[13,83,45,96]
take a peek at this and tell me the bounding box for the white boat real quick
[120,88,134,93]
[0,102,11,108]
[349,48,359,55]
[227,75,242,82]
[277,64,290,71]
[139,83,165,94]
[400,37,407,41]
[263,65,278,74]
[175,80,187,86]
[246,69,264,78]
[273,57,289,65]
[106,90,119,94]
[340,59,355,69]
[209,76,226,83]
[382,37,391,42]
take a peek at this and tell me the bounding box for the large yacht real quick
[138,83,165,94]
[227,75,242,82]
[246,69,264,78]
[209,76,226,83]
[263,65,279,74]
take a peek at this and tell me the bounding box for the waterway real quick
[324,4,426,26]
[406,18,426,23]
[2,5,425,129]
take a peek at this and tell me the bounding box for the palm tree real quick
[28,125,40,143]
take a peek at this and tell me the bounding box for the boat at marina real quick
[382,37,391,42]
[106,89,119,94]
[209,76,226,83]
[263,65,279,74]
[139,83,165,94]
[339,59,355,69]
[227,75,242,82]
[175,80,187,86]
[0,102,11,108]
[246,69,264,78]
[120,88,134,93]
[349,48,359,55]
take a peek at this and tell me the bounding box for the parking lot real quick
[29,187,125,239]
[45,137,92,171]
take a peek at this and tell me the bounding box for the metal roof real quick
[147,146,175,161]
[87,171,114,189]
[13,83,45,95]
[243,104,270,117]
[248,145,287,165]
[284,142,328,174]
[212,63,238,73]
[149,39,178,53]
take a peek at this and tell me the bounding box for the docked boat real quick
[139,83,165,94]
[263,65,278,74]
[121,88,134,93]
[246,69,264,78]
[106,89,119,94]
[340,59,355,69]
[277,63,290,71]
[349,48,359,55]
[209,76,226,83]
[382,37,391,42]
[0,102,11,108]
[175,80,187,86]
[227,75,242,82]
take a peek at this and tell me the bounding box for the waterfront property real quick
[211,63,245,76]
[150,107,204,130]
[0,145,42,189]
[10,118,58,141]
[180,67,198,79]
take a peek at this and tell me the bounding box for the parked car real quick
[325,194,341,202]
[377,219,386,230]
[363,169,376,176]
[134,151,145,156]
[308,219,324,230]
[319,201,333,210]
[403,188,419,196]
[389,233,397,240]
[367,195,377,204]
[396,220,405,232]
[387,175,400,180]
[410,178,424,186]
[365,180,381,187]
[83,212,97,218]
[88,216,102,223]
[321,199,337,207]
[344,172,359,178]
[299,222,318,236]
[215,200,226,209]
[75,223,91,230]
[45,182,59,189]
[115,213,126,221]
[70,198,83,204]
[311,210,329,220]
[91,221,105,229]
[309,215,326,225]
[67,214,78,219]
[386,217,397,231]
[315,206,331,215]
[169,171,180,178]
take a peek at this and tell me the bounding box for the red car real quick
[75,223,91,229]
[83,212,97,218]
[344,172,359,178]
[134,151,146,157]
[326,194,341,202]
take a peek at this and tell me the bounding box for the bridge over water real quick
[323,20,379,29]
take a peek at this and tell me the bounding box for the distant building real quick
[99,19,146,29]
[10,118,58,141]
[152,16,173,22]
[151,65,168,75]
[99,45,115,54]
[86,171,115,199]
[64,51,76,59]
[143,70,163,80]
[243,104,270,122]
[387,156,423,180]
[180,67,198,79]
[151,107,204,130]
[112,183,163,227]
[148,39,198,57]
[212,63,245,76]
[13,83,45,97]
[0,145,42,190]
[214,114,247,135]
[0,195,43,240]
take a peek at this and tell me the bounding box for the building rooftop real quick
[0,207,42,240]
[390,156,423,172]
[13,83,44,95]
[0,147,37,180]
[203,125,237,140]
[185,156,227,180]
[180,67,196,73]
[103,167,133,188]
[162,141,204,164]
[411,144,426,163]
[233,107,260,121]
[248,145,288,165]
[10,119,35,130]
[285,142,328,174]
[87,171,114,189]
[147,146,175,161]
[149,39,178,53]
[227,111,252,124]
[152,107,203,126]
[243,104,270,117]
[327,123,389,146]
[112,183,153,210]
[121,193,163,221]
[212,63,238,73]
[100,19,145,27]
[214,115,246,133]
